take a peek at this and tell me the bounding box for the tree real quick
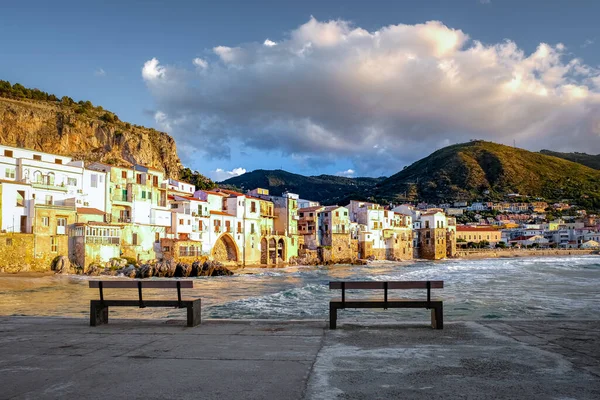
[496,241,507,249]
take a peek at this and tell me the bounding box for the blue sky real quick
[1,0,599,181]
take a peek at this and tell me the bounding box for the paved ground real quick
[0,316,599,399]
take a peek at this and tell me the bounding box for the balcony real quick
[31,182,69,192]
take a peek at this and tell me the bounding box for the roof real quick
[74,221,122,227]
[172,194,206,202]
[210,210,233,216]
[299,206,324,213]
[215,188,245,197]
[511,235,538,241]
[76,207,105,215]
[322,205,345,212]
[456,226,498,232]
[203,190,228,197]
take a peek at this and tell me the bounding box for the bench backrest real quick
[89,280,194,289]
[329,281,443,290]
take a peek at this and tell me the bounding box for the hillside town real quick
[0,144,598,272]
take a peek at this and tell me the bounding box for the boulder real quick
[137,264,154,279]
[209,265,234,276]
[101,267,118,276]
[153,259,176,277]
[175,263,192,277]
[86,263,103,276]
[51,255,73,274]
[120,265,137,278]
[191,261,202,277]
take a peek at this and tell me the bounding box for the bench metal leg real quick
[431,303,443,330]
[329,302,337,329]
[187,299,201,327]
[90,300,108,327]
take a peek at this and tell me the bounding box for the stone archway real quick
[261,238,268,264]
[277,238,285,261]
[212,233,239,263]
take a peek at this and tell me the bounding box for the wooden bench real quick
[329,281,444,329]
[89,280,201,327]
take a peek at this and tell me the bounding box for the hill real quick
[373,141,600,209]
[0,79,214,188]
[219,169,385,205]
[539,150,600,170]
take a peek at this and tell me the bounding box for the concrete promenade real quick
[0,316,599,399]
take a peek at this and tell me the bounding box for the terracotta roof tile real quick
[210,210,233,216]
[76,207,105,215]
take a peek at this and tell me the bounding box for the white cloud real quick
[581,39,594,48]
[210,167,247,181]
[263,39,277,47]
[192,57,208,69]
[94,68,106,77]
[142,18,600,175]
[336,169,355,177]
[142,58,166,81]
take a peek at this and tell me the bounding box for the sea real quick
[1,256,599,321]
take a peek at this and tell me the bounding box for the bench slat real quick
[329,281,443,290]
[89,280,194,289]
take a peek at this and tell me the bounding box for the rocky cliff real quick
[0,97,181,177]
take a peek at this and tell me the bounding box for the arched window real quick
[46,172,55,185]
[33,170,43,183]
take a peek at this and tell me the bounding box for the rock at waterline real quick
[175,263,192,277]
[137,264,154,279]
[51,256,74,274]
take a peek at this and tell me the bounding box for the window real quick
[33,154,41,161]
[237,222,242,233]
[335,211,339,217]
[155,232,160,243]
[91,174,98,188]
[132,233,138,245]
[251,223,255,234]
[299,212,304,217]
[153,176,158,187]
[4,168,15,179]
[57,218,67,234]
[121,171,127,179]
[198,222,203,231]
[179,219,184,225]
[4,150,13,157]
[251,201,257,213]
[66,178,77,186]
[45,173,55,185]
[55,158,62,165]
[16,190,25,207]
[344,211,348,216]
[163,246,171,252]
[225,220,231,232]
[141,191,146,199]
[42,217,49,227]
[99,175,103,183]
[45,195,53,205]
[136,174,142,184]
[51,237,58,252]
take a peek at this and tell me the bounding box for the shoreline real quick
[455,248,598,260]
[0,251,597,276]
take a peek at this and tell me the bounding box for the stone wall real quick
[418,228,447,260]
[0,233,58,272]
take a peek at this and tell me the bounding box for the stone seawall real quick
[457,248,597,259]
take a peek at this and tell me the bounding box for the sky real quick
[1,0,600,181]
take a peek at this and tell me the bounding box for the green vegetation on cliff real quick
[540,150,600,170]
[374,141,600,209]
[220,169,385,205]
